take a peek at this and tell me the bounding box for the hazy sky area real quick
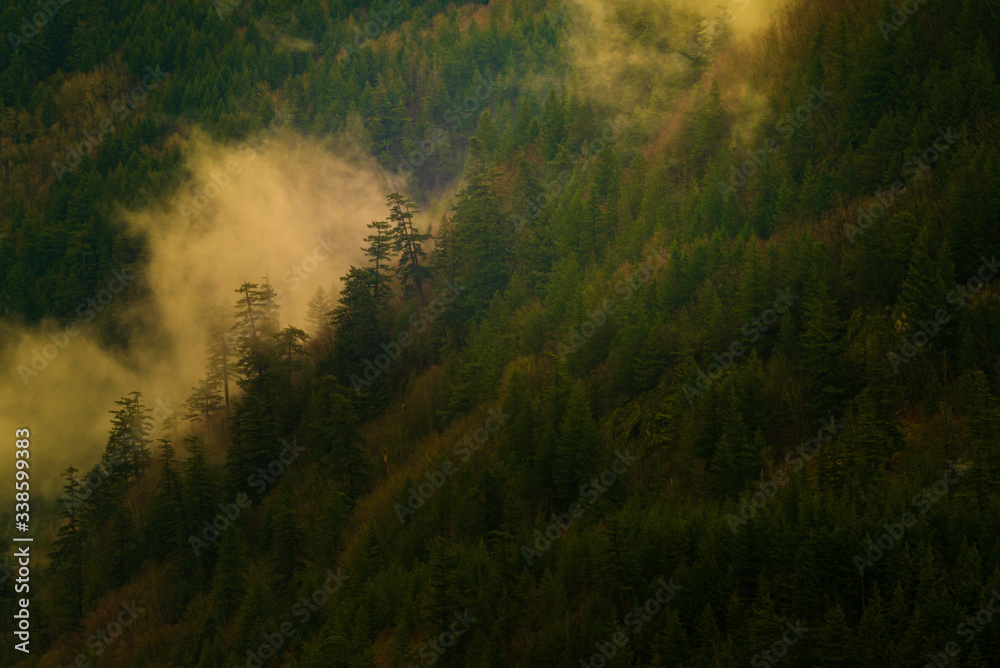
[1,133,393,494]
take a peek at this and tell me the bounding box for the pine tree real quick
[655,608,691,667]
[149,439,185,556]
[553,383,599,502]
[304,376,368,498]
[313,486,350,563]
[206,308,234,414]
[233,280,280,390]
[226,393,281,496]
[689,80,727,175]
[467,109,499,174]
[106,392,154,481]
[272,326,310,424]
[449,175,513,316]
[387,193,431,304]
[184,435,217,540]
[332,266,385,380]
[961,370,999,509]
[363,218,394,303]
[816,604,853,666]
[800,279,848,419]
[186,378,224,439]
[540,89,566,161]
[214,527,244,618]
[694,603,721,667]
[98,471,134,587]
[269,501,302,588]
[895,226,953,333]
[710,386,759,496]
[421,536,464,629]
[305,285,336,352]
[52,466,86,628]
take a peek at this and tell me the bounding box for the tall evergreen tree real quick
[895,225,953,334]
[800,279,848,419]
[553,383,599,502]
[331,267,388,398]
[363,218,394,303]
[206,308,234,414]
[304,376,368,498]
[387,193,431,304]
[233,280,280,391]
[184,435,217,541]
[51,466,86,629]
[106,392,153,481]
[186,378,224,440]
[149,439,186,556]
[305,285,336,351]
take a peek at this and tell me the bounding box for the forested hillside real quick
[1,0,999,666]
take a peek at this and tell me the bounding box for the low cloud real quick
[1,128,393,495]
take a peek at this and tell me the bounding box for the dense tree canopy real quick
[2,0,999,666]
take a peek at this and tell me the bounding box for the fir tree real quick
[51,466,87,628]
[363,218,394,303]
[387,193,431,304]
[553,383,599,502]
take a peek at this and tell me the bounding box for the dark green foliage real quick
[303,376,368,498]
[8,0,1000,666]
[387,192,432,304]
[800,278,849,418]
[50,467,86,629]
[553,382,599,502]
[148,439,186,557]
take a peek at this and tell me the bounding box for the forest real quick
[0,0,999,665]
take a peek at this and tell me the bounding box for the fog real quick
[1,124,393,495]
[0,0,791,499]
[564,0,787,121]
